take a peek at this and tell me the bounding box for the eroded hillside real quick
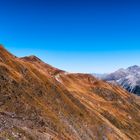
[0,45,140,140]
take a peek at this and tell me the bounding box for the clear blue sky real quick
[0,0,140,73]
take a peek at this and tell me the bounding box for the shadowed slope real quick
[0,45,140,140]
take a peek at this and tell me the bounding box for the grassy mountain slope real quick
[0,45,140,140]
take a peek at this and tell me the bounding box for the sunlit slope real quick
[0,45,140,140]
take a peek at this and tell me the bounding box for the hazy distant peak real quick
[99,65,140,95]
[127,65,140,72]
[128,65,139,69]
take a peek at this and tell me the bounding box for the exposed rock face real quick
[0,45,140,140]
[101,66,140,96]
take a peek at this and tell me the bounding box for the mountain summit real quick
[0,46,140,140]
[102,65,140,96]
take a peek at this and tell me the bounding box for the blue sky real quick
[0,0,140,73]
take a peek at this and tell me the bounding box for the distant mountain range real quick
[93,65,140,96]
